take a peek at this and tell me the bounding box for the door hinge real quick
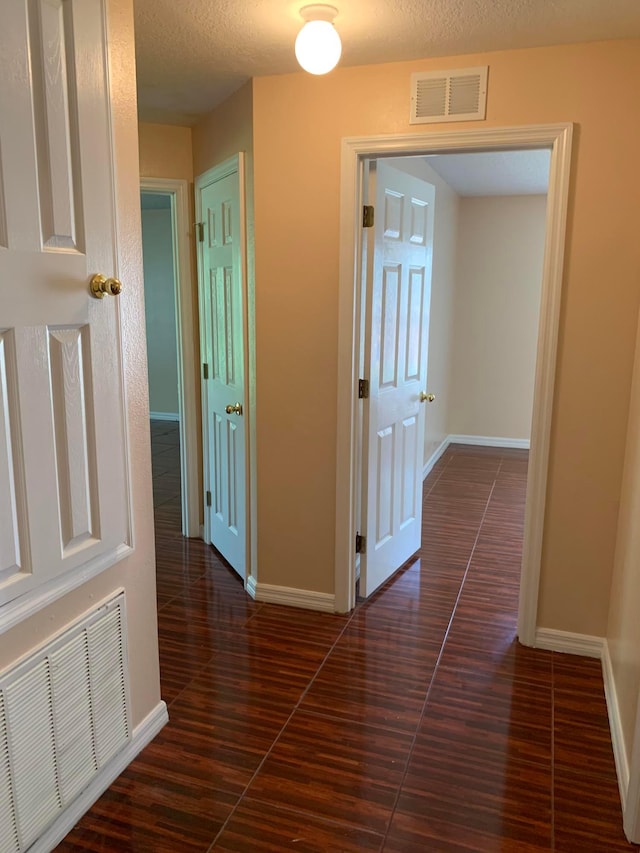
[206,490,212,507]
[358,378,369,399]
[355,533,366,554]
[196,222,205,242]
[362,205,374,228]
[203,362,209,380]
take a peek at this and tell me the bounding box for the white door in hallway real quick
[360,161,435,597]
[196,157,248,579]
[0,0,130,610]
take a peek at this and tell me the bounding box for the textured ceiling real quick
[134,0,640,125]
[426,150,551,196]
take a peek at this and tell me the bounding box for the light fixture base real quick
[299,4,338,23]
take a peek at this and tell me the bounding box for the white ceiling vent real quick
[410,66,488,124]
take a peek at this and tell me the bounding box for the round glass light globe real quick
[295,20,342,75]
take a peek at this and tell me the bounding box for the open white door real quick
[360,161,435,597]
[0,0,130,611]
[196,156,248,579]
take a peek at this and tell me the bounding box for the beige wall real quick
[387,156,460,466]
[192,80,253,177]
[1,0,161,730]
[608,310,640,760]
[251,39,640,634]
[449,194,547,440]
[138,122,193,181]
[142,207,179,416]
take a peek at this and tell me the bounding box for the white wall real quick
[449,195,547,441]
[141,207,179,417]
[387,157,460,466]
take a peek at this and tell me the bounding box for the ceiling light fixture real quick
[295,4,342,75]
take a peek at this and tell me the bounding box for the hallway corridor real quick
[57,438,634,851]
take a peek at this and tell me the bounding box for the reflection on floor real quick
[57,432,637,851]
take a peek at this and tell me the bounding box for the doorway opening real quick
[335,125,573,648]
[140,179,199,538]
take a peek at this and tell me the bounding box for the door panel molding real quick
[139,177,199,539]
[335,123,573,644]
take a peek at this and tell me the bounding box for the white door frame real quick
[195,153,255,583]
[335,123,573,647]
[140,177,200,538]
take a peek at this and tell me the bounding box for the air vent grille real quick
[0,594,130,852]
[410,66,488,124]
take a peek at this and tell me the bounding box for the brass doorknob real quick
[420,392,436,403]
[225,402,243,416]
[90,274,122,299]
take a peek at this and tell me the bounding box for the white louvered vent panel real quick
[410,66,488,124]
[0,694,19,853]
[414,76,447,118]
[0,594,130,851]
[5,662,60,849]
[87,606,130,767]
[50,632,97,805]
[449,74,483,115]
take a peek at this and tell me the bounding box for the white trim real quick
[533,628,640,841]
[30,700,168,853]
[533,627,604,658]
[448,434,530,450]
[246,575,335,613]
[0,543,132,636]
[423,437,450,480]
[149,411,180,422]
[335,124,573,636]
[602,640,630,806]
[422,434,530,481]
[141,178,200,538]
[517,125,573,646]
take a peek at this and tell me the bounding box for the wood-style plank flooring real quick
[57,421,638,851]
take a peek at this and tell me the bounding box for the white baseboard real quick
[423,437,450,480]
[602,640,630,806]
[534,628,631,814]
[149,411,180,422]
[534,627,604,658]
[246,575,335,613]
[448,434,530,450]
[421,433,530,480]
[33,700,168,852]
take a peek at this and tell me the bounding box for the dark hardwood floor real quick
[56,421,638,851]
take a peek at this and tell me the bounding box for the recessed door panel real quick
[29,0,83,252]
[409,198,428,246]
[48,325,99,555]
[0,332,27,584]
[375,425,395,547]
[405,266,426,382]
[380,264,401,389]
[400,415,418,529]
[383,190,403,240]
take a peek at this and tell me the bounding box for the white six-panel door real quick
[360,161,435,597]
[197,159,247,579]
[0,0,129,610]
